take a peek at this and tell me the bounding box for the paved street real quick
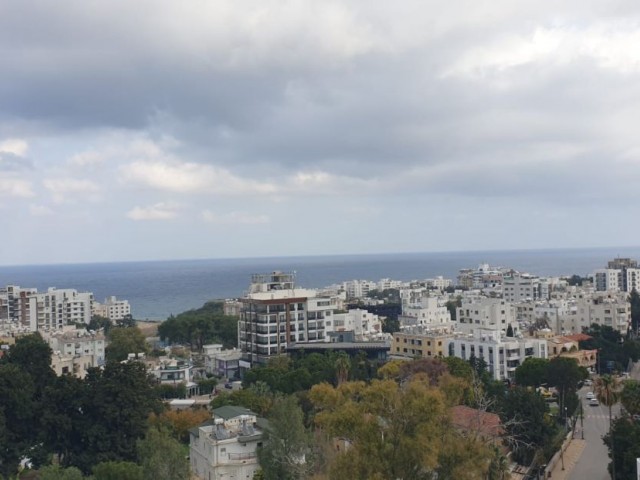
[565,385,620,480]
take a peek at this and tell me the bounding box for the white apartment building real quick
[377,278,404,291]
[331,308,383,340]
[425,276,453,290]
[502,273,546,303]
[92,296,131,321]
[564,293,630,334]
[342,280,377,299]
[399,296,453,330]
[238,272,339,365]
[43,327,106,369]
[456,297,517,336]
[0,285,38,328]
[448,328,548,381]
[593,269,623,292]
[25,288,93,331]
[593,258,640,292]
[190,406,263,480]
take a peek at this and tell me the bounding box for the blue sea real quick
[1,247,639,321]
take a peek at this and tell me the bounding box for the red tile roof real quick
[450,405,503,438]
[564,333,592,342]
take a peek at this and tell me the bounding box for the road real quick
[567,384,620,480]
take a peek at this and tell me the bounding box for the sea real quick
[1,246,639,321]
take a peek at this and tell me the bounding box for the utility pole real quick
[580,400,584,440]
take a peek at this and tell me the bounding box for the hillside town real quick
[2,258,640,479]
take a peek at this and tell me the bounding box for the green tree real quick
[445,297,462,321]
[93,461,144,480]
[105,326,149,363]
[505,324,514,338]
[604,415,640,480]
[621,380,640,416]
[75,362,162,472]
[2,333,55,399]
[0,364,36,478]
[138,428,190,480]
[88,315,113,335]
[514,358,549,387]
[499,386,556,465]
[629,289,640,334]
[38,465,85,480]
[158,301,238,351]
[258,396,312,480]
[547,357,586,413]
[595,374,621,479]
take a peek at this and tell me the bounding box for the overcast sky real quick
[2,1,640,265]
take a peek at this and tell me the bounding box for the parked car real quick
[589,398,600,406]
[584,379,593,386]
[586,392,595,400]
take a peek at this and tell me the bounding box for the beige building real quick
[392,327,452,359]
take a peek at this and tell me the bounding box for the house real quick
[190,406,264,480]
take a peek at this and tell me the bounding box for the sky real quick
[2,1,640,265]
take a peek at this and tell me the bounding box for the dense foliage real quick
[0,334,170,478]
[581,324,640,372]
[158,301,238,350]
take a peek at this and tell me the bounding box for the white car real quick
[586,392,595,400]
[589,398,600,407]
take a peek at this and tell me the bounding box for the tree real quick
[2,333,55,399]
[149,408,211,444]
[38,465,85,480]
[309,379,495,480]
[547,357,586,413]
[258,396,312,480]
[505,324,514,338]
[621,380,640,416]
[158,302,238,351]
[138,428,190,480]
[0,364,36,478]
[445,297,461,321]
[105,326,149,363]
[93,461,144,480]
[334,354,351,385]
[88,315,113,335]
[75,362,162,472]
[514,358,549,387]
[604,415,640,479]
[629,289,640,334]
[595,374,621,479]
[498,386,556,465]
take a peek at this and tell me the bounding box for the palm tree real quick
[594,374,621,478]
[334,354,351,385]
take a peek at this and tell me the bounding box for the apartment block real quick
[448,329,548,381]
[238,272,339,365]
[456,297,517,336]
[399,295,452,329]
[92,296,131,321]
[392,326,452,359]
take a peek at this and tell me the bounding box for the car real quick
[584,379,593,386]
[586,392,595,400]
[589,398,600,406]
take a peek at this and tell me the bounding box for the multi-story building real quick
[0,285,38,328]
[190,406,263,480]
[238,272,339,365]
[92,296,131,322]
[331,308,383,341]
[594,258,640,292]
[25,288,93,330]
[448,328,548,381]
[342,279,377,299]
[566,292,630,334]
[456,297,517,337]
[502,273,546,303]
[43,326,106,372]
[399,295,452,329]
[424,276,453,290]
[392,326,452,359]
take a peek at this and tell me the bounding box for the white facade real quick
[593,269,623,292]
[0,285,38,328]
[190,409,262,480]
[43,327,106,369]
[342,280,377,299]
[456,297,517,336]
[399,296,452,329]
[425,276,453,290]
[448,329,548,381]
[502,273,544,303]
[92,296,131,321]
[332,308,383,340]
[26,288,93,331]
